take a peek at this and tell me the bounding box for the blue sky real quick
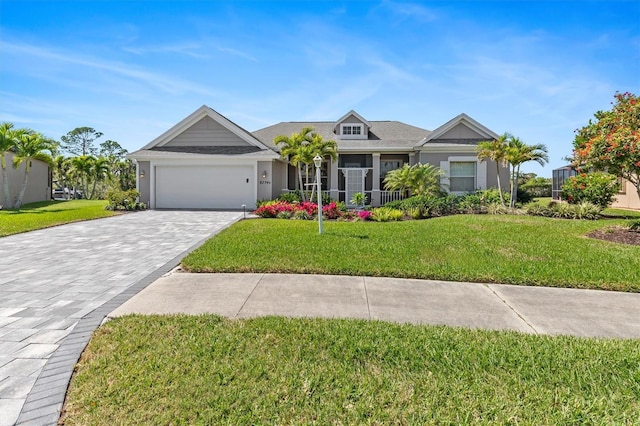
[1,0,638,177]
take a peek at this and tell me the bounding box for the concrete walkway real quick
[0,210,243,426]
[111,272,640,339]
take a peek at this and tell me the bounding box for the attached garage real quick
[129,105,280,210]
[155,165,255,209]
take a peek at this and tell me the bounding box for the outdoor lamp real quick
[139,169,145,178]
[262,170,267,179]
[313,155,323,234]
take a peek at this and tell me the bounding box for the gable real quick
[437,122,484,140]
[164,116,250,147]
[140,105,274,151]
[341,114,366,125]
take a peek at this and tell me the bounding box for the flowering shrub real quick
[561,172,619,208]
[254,200,369,221]
[357,210,372,221]
[322,202,342,219]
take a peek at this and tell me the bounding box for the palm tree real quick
[12,131,55,209]
[274,126,315,201]
[383,163,414,198]
[410,163,444,197]
[0,122,19,207]
[53,155,71,199]
[88,156,111,199]
[476,133,510,207]
[383,163,443,198]
[506,137,549,207]
[70,155,95,199]
[307,132,338,201]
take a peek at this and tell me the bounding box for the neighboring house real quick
[551,166,577,201]
[129,106,509,209]
[613,177,640,210]
[0,151,52,208]
[552,165,640,210]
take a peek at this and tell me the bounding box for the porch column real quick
[409,152,417,166]
[372,153,381,206]
[330,156,339,201]
[281,162,288,193]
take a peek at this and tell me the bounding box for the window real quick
[618,176,626,194]
[450,162,476,192]
[341,124,363,136]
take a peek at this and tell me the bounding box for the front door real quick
[343,168,368,206]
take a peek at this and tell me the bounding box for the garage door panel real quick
[155,165,254,209]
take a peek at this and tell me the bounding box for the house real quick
[129,106,509,209]
[0,151,52,208]
[612,177,640,210]
[552,165,640,210]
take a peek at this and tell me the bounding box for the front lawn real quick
[182,215,640,292]
[61,315,640,425]
[0,200,116,237]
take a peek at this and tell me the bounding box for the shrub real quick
[371,207,404,222]
[629,219,640,232]
[562,172,619,208]
[574,202,602,220]
[525,204,553,217]
[357,210,372,221]
[278,191,302,203]
[105,189,145,211]
[292,209,312,220]
[276,210,293,219]
[322,202,343,219]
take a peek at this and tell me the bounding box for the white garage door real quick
[155,165,254,209]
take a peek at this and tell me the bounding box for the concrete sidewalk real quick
[110,272,640,339]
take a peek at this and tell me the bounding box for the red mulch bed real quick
[588,227,640,246]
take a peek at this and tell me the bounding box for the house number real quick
[259,180,271,185]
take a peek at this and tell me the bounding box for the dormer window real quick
[341,124,364,138]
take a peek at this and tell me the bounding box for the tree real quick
[99,140,128,161]
[52,155,71,199]
[505,137,549,207]
[383,163,413,198]
[61,127,102,156]
[274,126,315,201]
[307,132,338,201]
[70,155,95,199]
[88,156,111,199]
[572,92,640,202]
[383,163,443,197]
[476,133,510,207]
[12,131,55,208]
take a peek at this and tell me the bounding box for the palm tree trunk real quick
[14,161,31,209]
[297,164,305,201]
[496,162,505,207]
[510,165,520,208]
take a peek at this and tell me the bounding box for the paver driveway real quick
[0,210,242,426]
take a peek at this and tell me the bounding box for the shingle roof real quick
[251,121,431,152]
[151,146,263,154]
[128,147,276,159]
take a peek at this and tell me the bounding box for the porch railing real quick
[380,190,405,205]
[281,189,331,200]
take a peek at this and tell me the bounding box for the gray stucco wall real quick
[0,152,50,207]
[257,161,273,202]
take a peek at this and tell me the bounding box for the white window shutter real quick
[440,161,450,191]
[476,161,487,190]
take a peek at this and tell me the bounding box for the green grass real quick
[603,207,640,218]
[182,215,640,292]
[61,315,640,425]
[0,200,117,237]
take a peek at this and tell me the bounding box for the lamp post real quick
[313,155,323,234]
